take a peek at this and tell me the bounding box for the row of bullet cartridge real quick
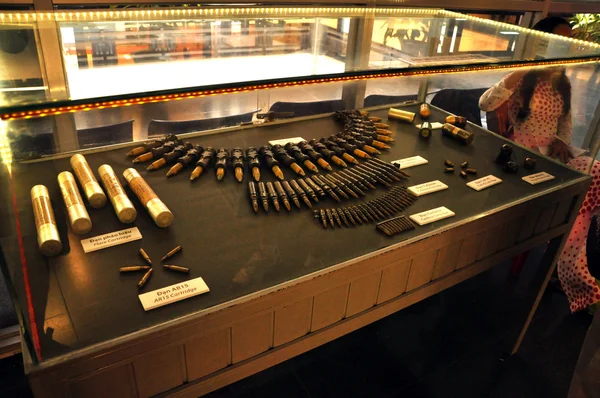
[376,215,417,236]
[125,111,396,183]
[313,186,418,229]
[247,158,410,213]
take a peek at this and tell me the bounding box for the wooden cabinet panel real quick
[133,345,186,398]
[406,249,439,291]
[273,298,313,347]
[518,206,542,242]
[231,312,274,364]
[311,284,349,332]
[69,364,136,398]
[377,259,411,304]
[432,241,463,280]
[478,224,505,260]
[550,197,574,228]
[186,329,231,381]
[456,233,483,269]
[346,272,382,317]
[534,203,557,235]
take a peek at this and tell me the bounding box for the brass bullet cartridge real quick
[350,206,366,224]
[325,174,356,199]
[163,264,190,273]
[337,208,350,227]
[466,168,477,175]
[331,208,343,228]
[419,103,431,119]
[282,181,300,209]
[248,182,259,213]
[311,176,341,202]
[304,177,325,198]
[246,147,261,181]
[334,172,365,196]
[147,142,192,171]
[445,167,455,173]
[139,248,152,265]
[31,185,62,257]
[137,268,153,288]
[166,145,203,177]
[232,147,245,183]
[325,208,335,228]
[215,148,229,181]
[297,179,319,203]
[319,209,327,229]
[98,164,137,224]
[307,140,345,168]
[344,169,375,190]
[126,134,178,157]
[120,266,151,273]
[461,161,469,169]
[70,154,106,208]
[272,145,304,176]
[133,140,178,163]
[388,108,416,123]
[274,181,291,212]
[371,158,410,178]
[57,171,93,235]
[259,146,284,180]
[290,180,312,208]
[320,175,349,200]
[190,147,216,181]
[342,207,357,226]
[124,168,173,228]
[445,160,454,167]
[266,182,280,212]
[258,182,269,211]
[420,122,432,140]
[161,245,182,261]
[460,170,468,178]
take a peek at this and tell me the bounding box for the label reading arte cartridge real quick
[81,227,142,253]
[466,175,502,191]
[408,180,448,197]
[522,172,555,185]
[139,277,210,311]
[269,137,305,146]
[410,206,455,226]
[392,155,428,169]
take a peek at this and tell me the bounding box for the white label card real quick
[269,137,305,146]
[392,155,428,170]
[466,175,503,192]
[81,227,142,253]
[522,172,555,185]
[139,277,210,311]
[410,206,455,226]
[415,122,443,130]
[408,180,448,197]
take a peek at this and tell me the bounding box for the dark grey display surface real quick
[0,105,585,362]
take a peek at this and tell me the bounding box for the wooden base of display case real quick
[24,179,587,397]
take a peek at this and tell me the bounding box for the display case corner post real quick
[510,178,591,355]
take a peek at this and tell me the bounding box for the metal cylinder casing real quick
[123,168,173,228]
[98,164,137,224]
[30,185,62,256]
[70,154,106,208]
[57,171,92,235]
[388,108,415,123]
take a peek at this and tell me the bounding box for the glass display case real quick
[1,6,599,398]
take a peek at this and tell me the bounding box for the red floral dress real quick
[480,73,600,312]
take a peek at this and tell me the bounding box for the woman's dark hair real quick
[517,17,572,121]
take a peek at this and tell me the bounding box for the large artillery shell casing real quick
[388,108,415,123]
[31,185,62,257]
[57,172,92,235]
[70,154,106,208]
[123,168,173,228]
[98,165,137,224]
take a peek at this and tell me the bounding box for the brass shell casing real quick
[388,108,415,123]
[70,154,107,208]
[57,172,93,235]
[30,185,62,256]
[123,168,173,228]
[98,164,137,224]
